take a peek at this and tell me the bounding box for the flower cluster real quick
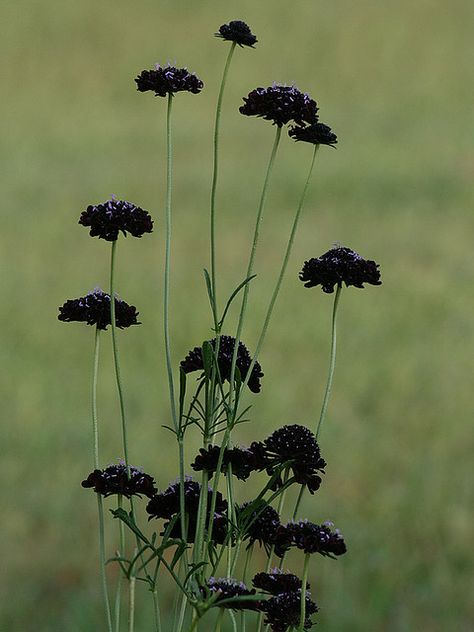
[58,289,140,330]
[81,462,157,498]
[289,121,338,147]
[237,503,281,552]
[135,64,203,97]
[273,520,347,558]
[300,246,382,293]
[262,590,318,632]
[180,335,264,393]
[78,197,153,241]
[146,478,228,543]
[191,445,263,480]
[240,85,318,127]
[206,577,259,610]
[215,20,257,48]
[252,569,306,595]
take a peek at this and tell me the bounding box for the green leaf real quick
[202,341,214,379]
[203,269,215,313]
[218,274,257,329]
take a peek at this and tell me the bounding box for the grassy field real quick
[1,0,474,630]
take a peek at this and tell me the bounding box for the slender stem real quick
[214,609,225,632]
[210,42,237,328]
[163,92,178,433]
[316,285,342,439]
[110,240,130,468]
[229,126,282,411]
[293,486,305,521]
[128,575,136,632]
[245,145,319,388]
[115,494,125,632]
[152,591,162,632]
[187,611,201,632]
[176,592,188,632]
[299,554,310,631]
[91,328,113,632]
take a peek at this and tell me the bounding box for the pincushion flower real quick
[289,121,338,147]
[146,478,227,520]
[252,569,306,595]
[206,578,260,610]
[299,246,382,293]
[284,520,347,558]
[262,590,318,632]
[238,503,281,551]
[215,20,257,48]
[180,335,264,393]
[78,197,153,241]
[135,64,203,97]
[191,444,262,480]
[81,462,157,498]
[240,84,318,127]
[58,289,140,330]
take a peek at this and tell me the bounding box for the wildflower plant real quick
[59,18,382,632]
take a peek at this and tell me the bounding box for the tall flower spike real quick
[135,64,203,97]
[215,20,257,48]
[299,246,382,293]
[58,289,140,330]
[180,335,264,393]
[289,121,338,147]
[78,197,153,241]
[240,84,318,127]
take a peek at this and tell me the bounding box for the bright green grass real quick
[1,0,473,630]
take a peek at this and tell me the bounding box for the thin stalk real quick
[316,285,342,439]
[91,328,113,632]
[110,239,130,468]
[245,145,319,387]
[210,41,237,327]
[152,591,162,632]
[163,92,178,433]
[229,126,282,412]
[115,495,125,632]
[215,609,225,632]
[226,463,235,577]
[293,486,305,521]
[128,575,136,632]
[187,612,201,632]
[299,554,310,631]
[240,543,253,632]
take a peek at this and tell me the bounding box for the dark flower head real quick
[164,511,228,545]
[299,246,382,293]
[272,525,294,558]
[216,20,257,48]
[58,289,140,331]
[252,569,306,595]
[207,577,259,610]
[263,425,326,493]
[135,64,203,97]
[81,462,157,499]
[262,590,318,632]
[286,520,347,558]
[191,444,261,481]
[78,197,153,242]
[240,84,318,127]
[289,122,338,147]
[180,335,264,393]
[146,478,227,520]
[238,502,281,550]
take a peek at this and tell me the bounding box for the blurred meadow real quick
[1,0,474,630]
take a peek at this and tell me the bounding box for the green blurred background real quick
[2,0,473,630]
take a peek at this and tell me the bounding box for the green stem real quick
[316,285,342,439]
[210,42,237,328]
[128,575,136,632]
[152,591,162,632]
[245,145,319,389]
[91,328,113,632]
[164,92,178,433]
[299,554,310,631]
[214,609,225,632]
[293,485,305,521]
[229,125,282,412]
[110,240,130,468]
[115,496,125,632]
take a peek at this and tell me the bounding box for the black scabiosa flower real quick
[286,520,347,558]
[238,503,281,551]
[262,591,318,632]
[215,20,257,48]
[263,425,326,493]
[207,578,260,610]
[299,246,382,293]
[58,289,140,330]
[289,121,338,147]
[191,445,261,481]
[135,64,203,97]
[78,197,153,242]
[180,335,264,393]
[252,569,306,595]
[81,462,157,498]
[240,85,318,127]
[146,478,227,520]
